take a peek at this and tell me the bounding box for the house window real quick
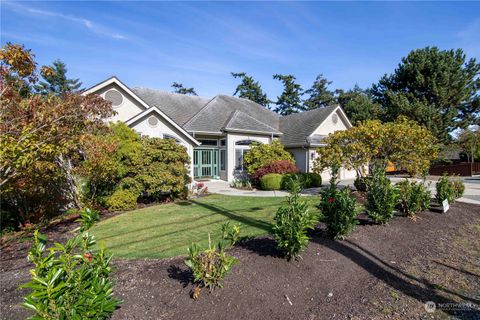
[220,139,226,147]
[198,139,217,146]
[163,134,181,143]
[220,149,226,171]
[234,140,261,171]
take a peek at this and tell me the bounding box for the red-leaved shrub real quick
[251,160,299,183]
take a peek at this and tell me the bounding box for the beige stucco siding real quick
[287,148,308,172]
[95,83,145,123]
[311,109,350,136]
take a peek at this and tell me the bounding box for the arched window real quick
[163,134,181,144]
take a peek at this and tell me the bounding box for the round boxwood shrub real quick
[260,173,283,190]
[106,189,138,211]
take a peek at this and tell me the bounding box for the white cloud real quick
[3,1,128,41]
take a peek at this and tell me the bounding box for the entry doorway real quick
[193,149,219,178]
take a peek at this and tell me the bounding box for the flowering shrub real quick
[319,165,358,240]
[20,208,121,318]
[230,177,252,190]
[251,160,299,184]
[273,179,318,260]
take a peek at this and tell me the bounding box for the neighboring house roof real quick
[279,106,349,147]
[223,110,283,135]
[183,94,280,135]
[132,87,211,126]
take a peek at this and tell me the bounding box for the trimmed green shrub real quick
[451,177,465,199]
[320,165,358,240]
[354,176,373,192]
[106,189,138,211]
[260,173,283,190]
[396,179,431,218]
[282,172,322,190]
[184,233,238,299]
[436,174,455,204]
[21,208,122,318]
[251,160,299,185]
[366,165,398,224]
[273,179,318,260]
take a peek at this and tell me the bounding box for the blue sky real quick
[1,1,479,98]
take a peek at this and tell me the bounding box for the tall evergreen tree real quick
[371,47,480,143]
[231,72,269,107]
[34,60,82,95]
[303,74,336,110]
[171,82,197,95]
[336,85,382,125]
[273,74,304,115]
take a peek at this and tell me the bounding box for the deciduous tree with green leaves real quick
[303,74,336,110]
[273,74,304,115]
[313,117,438,177]
[372,47,480,143]
[231,72,269,107]
[457,127,480,163]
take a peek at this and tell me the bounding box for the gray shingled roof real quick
[223,110,282,135]
[279,106,338,147]
[132,88,211,126]
[184,95,279,134]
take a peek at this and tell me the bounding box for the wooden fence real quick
[429,162,480,176]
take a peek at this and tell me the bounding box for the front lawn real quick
[91,194,321,259]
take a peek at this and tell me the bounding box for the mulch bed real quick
[1,202,479,320]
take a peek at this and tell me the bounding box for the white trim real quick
[83,77,200,147]
[315,105,353,129]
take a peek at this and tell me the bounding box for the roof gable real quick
[223,110,282,135]
[184,94,279,134]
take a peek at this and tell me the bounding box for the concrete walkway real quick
[204,177,480,205]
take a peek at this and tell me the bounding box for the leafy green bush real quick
[451,177,465,199]
[354,176,373,192]
[396,179,431,218]
[105,189,138,211]
[260,173,283,190]
[319,165,358,240]
[282,172,322,190]
[20,208,121,319]
[80,123,191,210]
[184,234,238,299]
[435,174,455,204]
[243,140,295,175]
[273,179,318,260]
[221,222,241,246]
[366,165,398,224]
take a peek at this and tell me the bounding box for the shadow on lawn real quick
[312,234,480,318]
[190,200,273,233]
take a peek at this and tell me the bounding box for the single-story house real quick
[84,76,356,183]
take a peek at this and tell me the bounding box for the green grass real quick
[91,194,320,259]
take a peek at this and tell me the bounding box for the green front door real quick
[194,149,219,178]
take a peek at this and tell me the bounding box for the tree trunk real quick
[56,154,81,209]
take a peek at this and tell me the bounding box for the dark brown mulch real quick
[2,202,479,320]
